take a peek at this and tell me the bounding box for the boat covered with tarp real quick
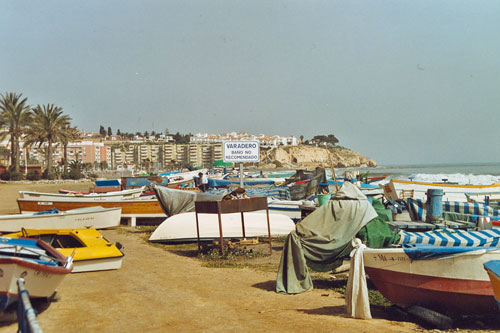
[153,186,225,217]
[276,182,400,294]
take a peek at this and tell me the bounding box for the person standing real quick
[200,172,209,192]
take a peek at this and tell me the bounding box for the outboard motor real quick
[477,217,493,230]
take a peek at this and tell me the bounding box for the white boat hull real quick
[0,260,68,299]
[268,200,303,220]
[71,256,123,273]
[0,207,121,232]
[149,212,295,242]
[19,188,143,201]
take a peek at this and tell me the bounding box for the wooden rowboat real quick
[0,206,121,232]
[19,188,143,201]
[0,237,72,311]
[363,246,499,314]
[17,197,165,226]
[484,260,500,312]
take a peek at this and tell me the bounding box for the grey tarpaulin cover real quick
[276,182,378,294]
[153,185,225,216]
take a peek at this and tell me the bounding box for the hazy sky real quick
[2,1,500,165]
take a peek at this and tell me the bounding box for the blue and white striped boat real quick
[407,198,500,222]
[398,228,500,248]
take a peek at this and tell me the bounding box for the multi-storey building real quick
[19,141,110,168]
[190,132,298,148]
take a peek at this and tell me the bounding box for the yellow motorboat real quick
[6,228,124,273]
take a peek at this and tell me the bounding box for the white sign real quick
[223,141,260,163]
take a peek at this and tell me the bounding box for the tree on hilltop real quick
[311,134,339,146]
[107,126,112,136]
[99,125,106,137]
[0,92,32,173]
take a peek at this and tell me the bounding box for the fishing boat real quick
[0,206,121,232]
[0,237,73,311]
[121,170,205,190]
[363,243,499,314]
[19,188,144,201]
[466,192,500,205]
[267,199,304,220]
[6,229,124,273]
[484,260,500,312]
[17,197,164,226]
[383,179,500,202]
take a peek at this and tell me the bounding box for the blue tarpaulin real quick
[207,178,275,187]
[123,176,168,187]
[95,179,120,187]
[207,186,291,200]
[33,208,60,215]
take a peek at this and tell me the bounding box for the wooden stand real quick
[194,197,272,255]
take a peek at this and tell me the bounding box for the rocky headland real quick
[258,145,377,169]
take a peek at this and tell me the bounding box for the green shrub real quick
[10,171,24,180]
[0,171,24,181]
[0,171,10,181]
[26,171,41,181]
[68,169,82,179]
[42,169,56,180]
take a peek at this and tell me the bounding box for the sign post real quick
[223,141,260,188]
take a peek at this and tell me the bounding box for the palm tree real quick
[0,92,32,172]
[60,126,80,171]
[28,104,71,178]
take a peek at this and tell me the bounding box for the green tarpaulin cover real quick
[213,160,233,167]
[276,182,378,294]
[356,199,401,248]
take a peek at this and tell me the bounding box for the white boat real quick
[149,212,295,242]
[0,237,72,311]
[267,199,306,220]
[167,169,208,188]
[19,188,144,201]
[382,179,500,202]
[0,206,121,232]
[465,191,500,204]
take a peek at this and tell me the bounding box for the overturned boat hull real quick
[149,212,295,242]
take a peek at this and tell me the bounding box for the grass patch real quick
[197,246,268,269]
[311,273,392,307]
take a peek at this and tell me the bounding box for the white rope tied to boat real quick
[345,238,372,319]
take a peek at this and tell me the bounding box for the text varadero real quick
[225,143,258,149]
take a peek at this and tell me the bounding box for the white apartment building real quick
[190,132,298,148]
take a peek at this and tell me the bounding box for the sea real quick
[337,162,500,185]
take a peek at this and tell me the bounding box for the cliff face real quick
[258,145,377,169]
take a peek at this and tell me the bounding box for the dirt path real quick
[1,227,419,332]
[0,183,421,332]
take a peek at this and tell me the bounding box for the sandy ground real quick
[0,182,425,332]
